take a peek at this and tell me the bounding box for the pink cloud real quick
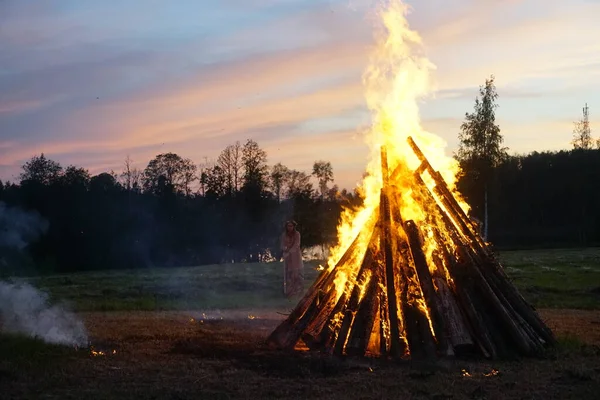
[2,0,599,191]
[425,0,600,90]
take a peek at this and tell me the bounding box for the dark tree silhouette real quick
[241,139,269,194]
[217,142,243,196]
[20,153,63,185]
[143,152,197,195]
[270,163,289,203]
[312,160,334,200]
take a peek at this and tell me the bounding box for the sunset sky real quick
[1,0,599,191]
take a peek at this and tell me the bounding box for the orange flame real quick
[329,0,467,266]
[484,369,500,377]
[323,0,472,356]
[91,348,105,357]
[90,346,117,357]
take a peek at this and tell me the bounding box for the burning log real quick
[410,159,555,355]
[331,267,375,355]
[303,236,378,350]
[406,137,489,257]
[379,147,404,358]
[267,138,554,360]
[267,210,380,349]
[345,272,380,356]
[404,220,450,357]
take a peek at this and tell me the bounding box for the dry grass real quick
[2,309,600,400]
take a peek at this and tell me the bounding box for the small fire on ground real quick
[461,368,500,378]
[90,346,117,357]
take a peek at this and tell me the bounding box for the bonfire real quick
[267,0,555,360]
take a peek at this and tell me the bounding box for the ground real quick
[1,248,600,399]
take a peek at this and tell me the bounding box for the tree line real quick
[1,75,598,274]
[0,140,361,273]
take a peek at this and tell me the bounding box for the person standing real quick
[281,220,304,298]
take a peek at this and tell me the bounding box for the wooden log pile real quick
[267,137,555,360]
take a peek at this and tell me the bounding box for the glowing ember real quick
[461,368,499,377]
[90,346,117,357]
[248,315,257,320]
[91,348,105,357]
[484,369,500,377]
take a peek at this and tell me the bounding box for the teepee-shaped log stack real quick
[267,137,555,360]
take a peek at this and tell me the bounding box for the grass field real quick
[14,248,600,312]
[2,248,600,399]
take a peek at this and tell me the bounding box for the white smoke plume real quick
[0,201,88,347]
[0,201,49,250]
[0,281,88,346]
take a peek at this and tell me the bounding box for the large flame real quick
[329,0,468,273]
[321,1,473,356]
[271,2,552,357]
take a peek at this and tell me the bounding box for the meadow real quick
[1,248,600,399]
[15,247,600,312]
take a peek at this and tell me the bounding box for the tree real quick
[20,153,62,185]
[326,184,340,201]
[270,163,289,203]
[180,162,198,197]
[202,165,227,198]
[456,75,507,241]
[120,155,142,192]
[197,157,214,196]
[60,165,90,189]
[142,153,197,196]
[90,172,121,193]
[312,161,334,200]
[572,103,593,150]
[241,139,269,194]
[217,142,243,196]
[286,170,313,199]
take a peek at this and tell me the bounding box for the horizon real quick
[1,0,599,191]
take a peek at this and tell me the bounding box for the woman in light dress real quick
[281,220,304,298]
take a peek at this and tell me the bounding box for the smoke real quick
[0,281,88,346]
[0,201,88,347]
[0,201,49,250]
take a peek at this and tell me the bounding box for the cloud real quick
[0,3,374,185]
[424,0,600,90]
[1,0,600,190]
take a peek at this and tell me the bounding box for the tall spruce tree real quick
[456,75,507,241]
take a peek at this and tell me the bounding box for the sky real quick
[1,0,599,191]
